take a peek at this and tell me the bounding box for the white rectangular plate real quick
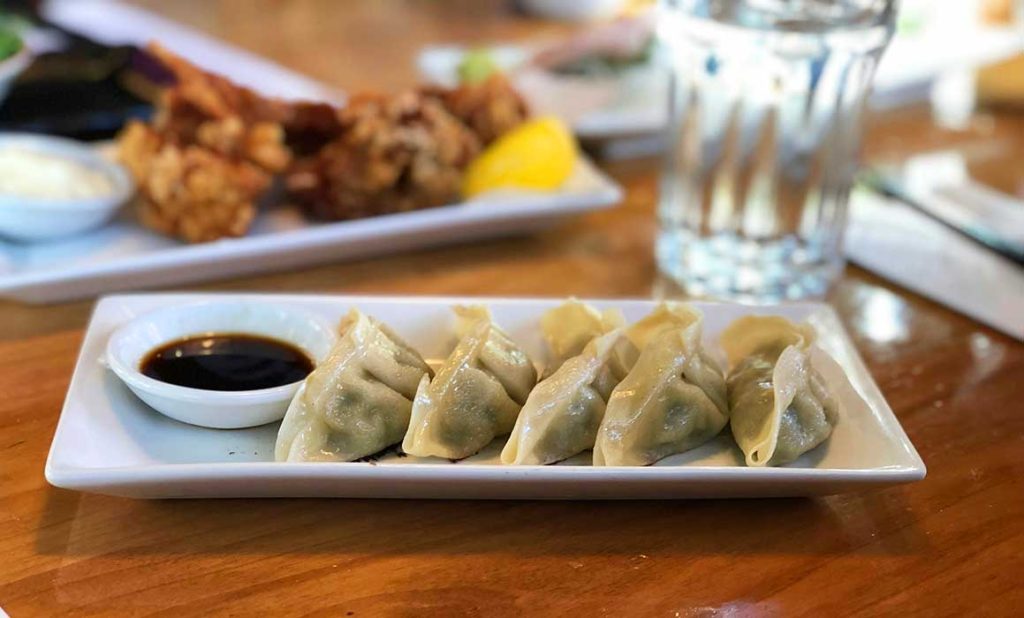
[45,294,925,499]
[0,160,620,303]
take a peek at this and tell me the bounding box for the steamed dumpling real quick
[540,299,624,377]
[402,306,538,460]
[502,329,627,465]
[721,316,839,467]
[275,309,432,462]
[620,301,705,363]
[503,302,708,465]
[593,310,728,466]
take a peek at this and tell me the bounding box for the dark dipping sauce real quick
[140,334,314,392]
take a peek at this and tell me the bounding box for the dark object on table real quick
[0,13,167,140]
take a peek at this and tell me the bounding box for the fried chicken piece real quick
[274,100,345,157]
[149,43,343,162]
[153,89,291,174]
[117,119,162,183]
[148,44,292,174]
[192,116,291,172]
[119,121,272,243]
[147,43,294,132]
[121,43,529,239]
[423,74,529,145]
[117,44,294,242]
[286,77,526,221]
[286,90,480,220]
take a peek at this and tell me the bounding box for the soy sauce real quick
[140,334,314,392]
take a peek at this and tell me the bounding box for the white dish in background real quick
[417,19,1024,141]
[0,157,621,303]
[518,0,625,22]
[417,44,668,140]
[45,293,926,499]
[105,301,338,429]
[0,134,133,242]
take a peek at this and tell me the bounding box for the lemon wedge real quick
[462,116,577,198]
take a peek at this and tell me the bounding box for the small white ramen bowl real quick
[106,301,337,429]
[0,133,134,242]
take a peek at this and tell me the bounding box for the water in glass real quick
[657,0,896,301]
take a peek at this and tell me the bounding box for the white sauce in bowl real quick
[0,146,116,200]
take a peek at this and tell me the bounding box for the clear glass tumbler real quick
[657,0,896,302]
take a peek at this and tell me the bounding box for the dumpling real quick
[540,299,624,377]
[275,309,432,462]
[620,301,705,361]
[593,311,728,466]
[402,305,538,460]
[540,299,696,373]
[503,301,710,466]
[502,328,627,465]
[720,316,839,467]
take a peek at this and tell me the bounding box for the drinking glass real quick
[657,0,897,301]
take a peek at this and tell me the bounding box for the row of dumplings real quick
[275,300,840,467]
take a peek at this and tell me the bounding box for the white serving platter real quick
[0,159,620,303]
[45,294,925,499]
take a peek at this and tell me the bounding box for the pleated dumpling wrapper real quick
[720,316,839,467]
[593,305,729,466]
[618,302,709,365]
[502,328,627,465]
[402,305,538,460]
[275,309,433,462]
[540,299,625,377]
[504,301,705,465]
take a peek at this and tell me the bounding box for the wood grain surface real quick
[1,1,1023,616]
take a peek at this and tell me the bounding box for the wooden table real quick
[2,2,1022,616]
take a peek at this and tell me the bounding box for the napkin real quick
[845,189,1024,341]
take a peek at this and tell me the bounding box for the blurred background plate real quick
[0,156,621,303]
[418,44,667,140]
[417,1,1024,141]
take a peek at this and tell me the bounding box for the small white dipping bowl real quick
[106,301,338,429]
[0,133,134,242]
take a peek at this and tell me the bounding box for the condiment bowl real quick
[105,301,338,429]
[0,133,134,242]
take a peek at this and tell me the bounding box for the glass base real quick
[656,227,843,303]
